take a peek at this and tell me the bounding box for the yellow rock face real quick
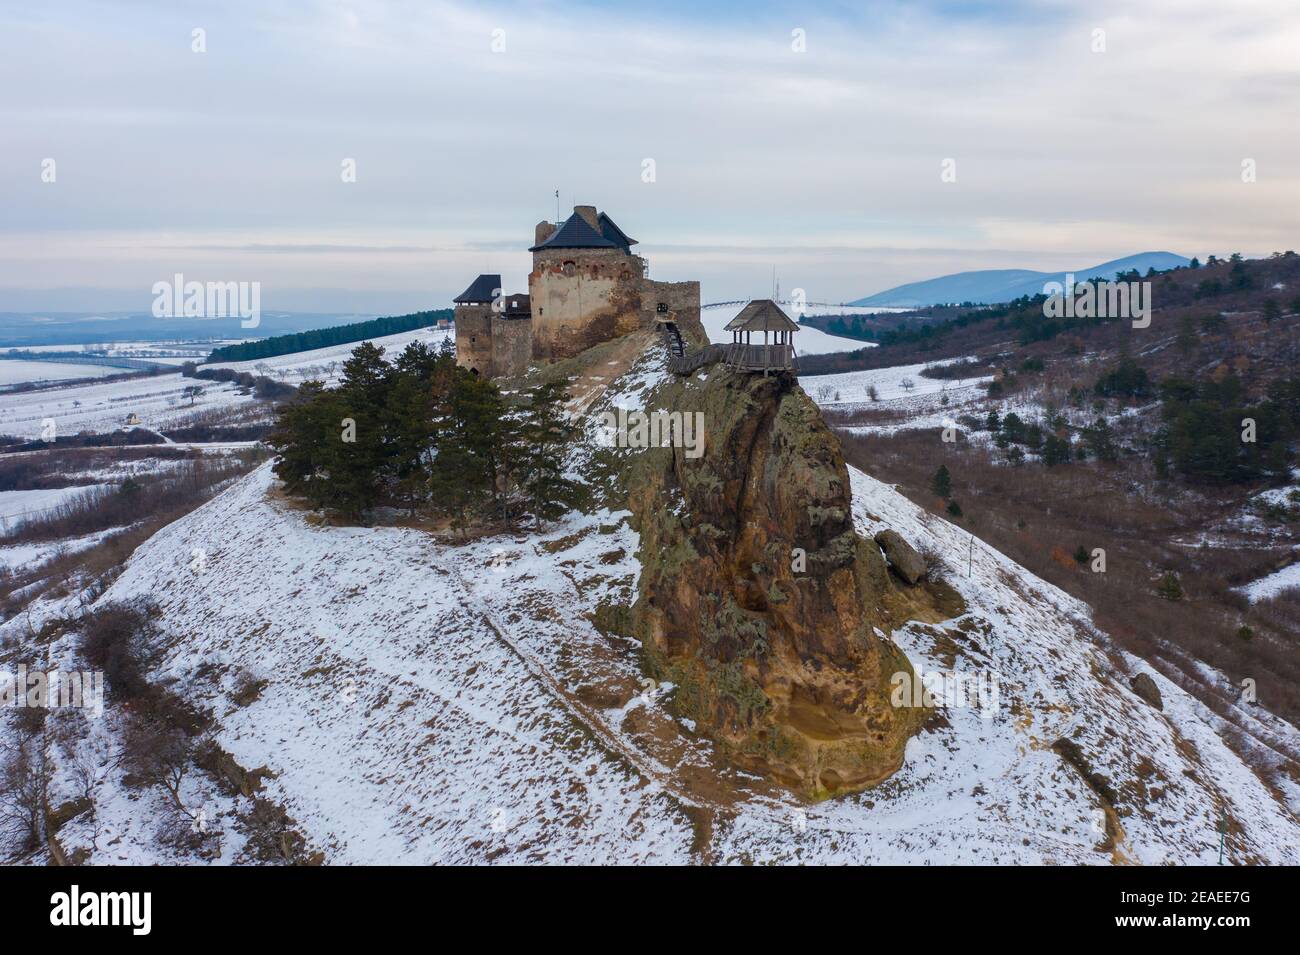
[627,363,937,799]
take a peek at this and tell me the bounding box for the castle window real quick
[562,261,576,277]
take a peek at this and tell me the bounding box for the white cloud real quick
[1,0,1296,308]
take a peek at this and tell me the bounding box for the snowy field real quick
[0,528,121,572]
[701,302,878,355]
[801,358,995,438]
[0,360,122,385]
[0,485,109,525]
[205,326,454,386]
[0,372,257,439]
[1240,562,1300,602]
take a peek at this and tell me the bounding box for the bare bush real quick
[0,738,49,856]
[238,797,315,865]
[917,543,952,582]
[0,456,258,545]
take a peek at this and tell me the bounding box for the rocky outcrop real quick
[1130,672,1163,711]
[624,363,930,798]
[874,530,927,585]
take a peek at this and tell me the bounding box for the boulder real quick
[1130,672,1163,711]
[874,530,927,585]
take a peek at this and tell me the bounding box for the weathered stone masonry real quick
[454,205,700,376]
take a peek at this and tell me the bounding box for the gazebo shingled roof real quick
[729,299,801,333]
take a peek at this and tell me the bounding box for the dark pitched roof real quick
[730,300,801,333]
[454,274,501,304]
[528,212,618,252]
[597,213,637,250]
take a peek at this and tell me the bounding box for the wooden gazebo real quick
[723,299,800,374]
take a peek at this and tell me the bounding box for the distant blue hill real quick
[850,252,1190,307]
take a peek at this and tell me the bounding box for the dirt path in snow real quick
[563,330,657,417]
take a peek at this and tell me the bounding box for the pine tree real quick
[268,381,352,511]
[1042,434,1072,466]
[383,372,437,513]
[930,464,952,499]
[519,379,586,522]
[429,369,512,523]
[394,340,443,381]
[1083,417,1119,462]
[1176,315,1198,355]
[330,342,394,518]
[1156,572,1184,601]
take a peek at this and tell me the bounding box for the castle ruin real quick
[454,205,700,378]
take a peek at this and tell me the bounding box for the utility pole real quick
[555,189,560,224]
[1217,809,1227,864]
[967,534,974,578]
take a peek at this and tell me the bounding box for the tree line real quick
[268,339,586,530]
[207,309,452,363]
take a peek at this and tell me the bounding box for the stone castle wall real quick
[528,249,648,360]
[491,317,532,379]
[642,279,702,330]
[458,212,702,371]
[454,304,495,377]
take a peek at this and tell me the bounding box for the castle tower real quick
[453,273,500,377]
[455,206,699,373]
[527,207,643,360]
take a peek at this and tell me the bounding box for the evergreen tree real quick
[519,379,586,522]
[1042,434,1072,466]
[930,464,952,499]
[430,370,512,522]
[1156,572,1184,601]
[330,342,394,517]
[383,372,437,513]
[269,381,348,510]
[1083,417,1119,462]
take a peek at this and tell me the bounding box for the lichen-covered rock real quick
[1130,672,1163,711]
[623,363,929,799]
[874,529,927,585]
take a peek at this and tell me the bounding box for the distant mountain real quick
[850,252,1191,307]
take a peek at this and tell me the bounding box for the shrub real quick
[1155,572,1184,602]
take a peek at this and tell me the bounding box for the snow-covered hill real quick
[44,341,1296,864]
[204,326,454,386]
[0,372,258,439]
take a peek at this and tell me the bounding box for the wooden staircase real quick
[659,320,686,359]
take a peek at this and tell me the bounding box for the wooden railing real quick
[668,342,798,376]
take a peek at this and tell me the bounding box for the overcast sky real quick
[2,0,1297,314]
